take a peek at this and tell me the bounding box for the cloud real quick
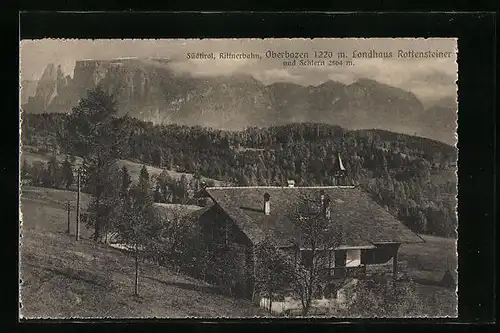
[20,38,457,102]
[169,57,256,77]
[253,69,307,84]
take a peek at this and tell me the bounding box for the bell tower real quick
[333,153,348,186]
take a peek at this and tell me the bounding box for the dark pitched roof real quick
[153,203,207,219]
[203,186,423,247]
[205,192,266,244]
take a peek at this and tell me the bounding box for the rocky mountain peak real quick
[22,59,456,145]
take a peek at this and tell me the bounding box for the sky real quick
[20,38,457,104]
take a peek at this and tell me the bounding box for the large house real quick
[191,156,424,300]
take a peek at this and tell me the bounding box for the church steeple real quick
[333,152,348,186]
[337,153,346,172]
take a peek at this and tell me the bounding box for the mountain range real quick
[21,58,457,145]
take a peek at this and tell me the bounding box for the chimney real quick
[287,180,295,188]
[264,192,271,215]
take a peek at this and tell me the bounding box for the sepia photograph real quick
[19,38,458,318]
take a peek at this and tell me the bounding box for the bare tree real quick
[287,192,344,316]
[254,237,295,314]
[152,206,195,270]
[114,167,158,296]
[85,163,122,243]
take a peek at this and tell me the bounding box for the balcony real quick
[320,260,409,281]
[321,265,367,280]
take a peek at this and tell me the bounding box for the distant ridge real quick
[22,58,457,145]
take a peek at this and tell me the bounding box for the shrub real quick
[340,279,425,318]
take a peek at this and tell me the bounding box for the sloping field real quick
[20,229,266,318]
[410,283,457,317]
[118,159,224,186]
[19,185,457,317]
[20,186,93,237]
[19,186,267,318]
[20,151,223,186]
[21,151,84,166]
[400,234,458,284]
[153,203,204,216]
[430,169,457,186]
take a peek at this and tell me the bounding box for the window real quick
[334,250,347,267]
[346,249,361,267]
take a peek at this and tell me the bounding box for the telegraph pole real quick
[67,201,71,234]
[76,168,81,241]
[135,243,139,296]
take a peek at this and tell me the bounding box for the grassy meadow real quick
[18,179,457,318]
[399,234,458,284]
[20,149,223,186]
[19,186,268,318]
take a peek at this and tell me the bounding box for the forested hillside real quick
[21,113,458,238]
[23,60,456,145]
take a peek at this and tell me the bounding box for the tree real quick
[63,86,121,158]
[114,172,158,296]
[192,169,202,192]
[152,147,164,168]
[254,238,295,314]
[21,160,31,182]
[27,113,458,239]
[121,165,132,198]
[153,183,163,203]
[47,155,62,188]
[287,193,344,315]
[208,243,243,296]
[414,209,428,234]
[149,206,198,271]
[64,86,129,241]
[173,175,189,204]
[139,165,150,190]
[30,161,46,186]
[61,155,74,189]
[86,164,122,243]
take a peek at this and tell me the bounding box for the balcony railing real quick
[319,261,408,281]
[320,265,367,279]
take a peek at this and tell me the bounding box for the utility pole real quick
[76,168,80,241]
[67,201,71,234]
[135,242,139,296]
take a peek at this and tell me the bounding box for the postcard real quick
[19,38,458,318]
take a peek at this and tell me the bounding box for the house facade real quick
[191,181,423,300]
[195,203,256,298]
[189,153,423,300]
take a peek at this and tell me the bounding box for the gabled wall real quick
[198,206,254,299]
